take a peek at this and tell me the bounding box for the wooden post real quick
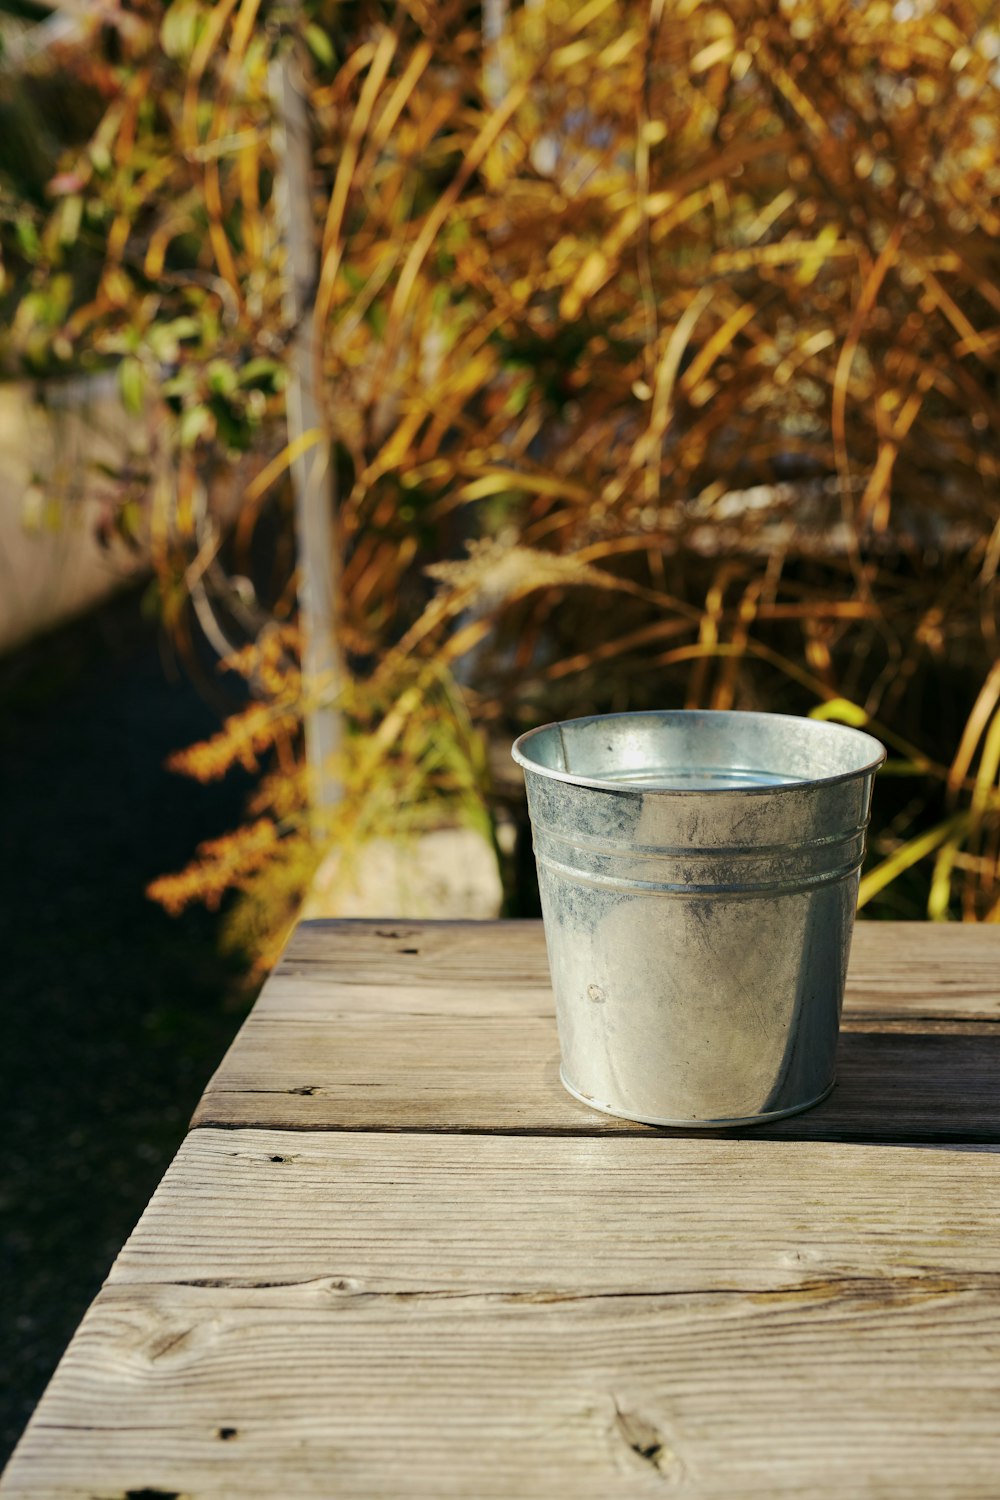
[270,44,342,811]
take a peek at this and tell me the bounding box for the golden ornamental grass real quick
[312,0,1000,920]
[5,1,999,931]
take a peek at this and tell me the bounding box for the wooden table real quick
[4,919,1000,1497]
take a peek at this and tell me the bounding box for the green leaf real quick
[239,357,286,391]
[366,302,387,337]
[161,368,198,399]
[857,813,967,910]
[304,23,336,68]
[206,359,239,396]
[119,356,146,416]
[809,697,869,727]
[161,0,201,61]
[118,499,143,543]
[169,316,202,342]
[57,195,83,248]
[178,404,215,447]
[147,325,179,362]
[15,217,41,261]
[503,375,533,415]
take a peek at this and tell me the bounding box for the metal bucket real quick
[512,710,886,1127]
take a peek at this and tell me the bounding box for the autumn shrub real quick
[3,0,1000,954]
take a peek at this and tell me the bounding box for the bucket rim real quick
[511,709,887,796]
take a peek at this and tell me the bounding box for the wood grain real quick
[6,1128,1000,1498]
[268,919,1000,1019]
[6,922,1000,1498]
[847,922,1000,1020]
[193,920,1000,1140]
[109,1129,1000,1291]
[7,1283,1000,1499]
[270,919,551,993]
[193,1021,1000,1140]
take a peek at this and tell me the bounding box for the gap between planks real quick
[191,920,1000,1143]
[191,1028,1000,1142]
[268,920,1000,1021]
[7,1128,1000,1497]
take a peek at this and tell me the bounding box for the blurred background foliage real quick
[2,0,1000,955]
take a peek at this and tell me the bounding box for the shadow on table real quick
[708,1030,1000,1145]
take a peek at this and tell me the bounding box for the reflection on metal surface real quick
[512,710,885,1128]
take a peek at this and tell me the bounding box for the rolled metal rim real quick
[511,709,886,796]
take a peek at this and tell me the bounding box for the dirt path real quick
[0,589,257,1463]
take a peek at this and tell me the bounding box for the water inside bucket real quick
[599,765,805,791]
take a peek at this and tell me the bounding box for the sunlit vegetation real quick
[3,0,999,955]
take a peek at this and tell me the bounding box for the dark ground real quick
[0,588,257,1465]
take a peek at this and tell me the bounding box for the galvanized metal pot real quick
[512,710,886,1127]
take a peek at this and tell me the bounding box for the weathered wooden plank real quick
[6,1285,1000,1499]
[847,922,1000,1020]
[193,1013,1000,1141]
[272,919,550,992]
[266,920,1000,1022]
[7,906,1000,1499]
[193,919,1000,1138]
[108,1129,1000,1291]
[6,1117,1000,1500]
